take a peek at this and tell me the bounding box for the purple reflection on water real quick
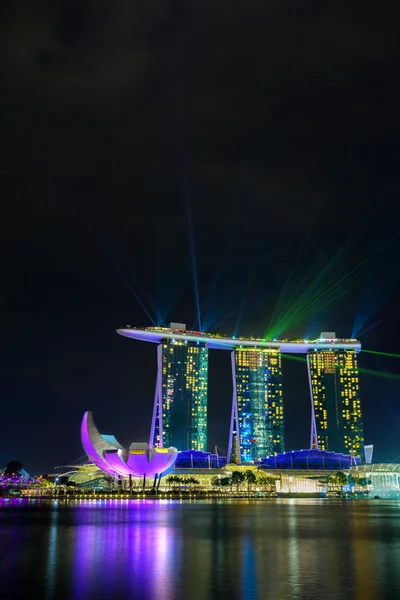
[0,497,30,506]
[72,500,179,600]
[45,504,59,600]
[2,498,400,600]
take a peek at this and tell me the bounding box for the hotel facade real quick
[155,338,208,451]
[229,349,284,463]
[118,326,364,461]
[307,348,364,456]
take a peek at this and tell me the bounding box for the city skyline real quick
[1,2,399,474]
[1,304,397,474]
[2,4,400,600]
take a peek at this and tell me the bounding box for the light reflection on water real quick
[1,498,400,600]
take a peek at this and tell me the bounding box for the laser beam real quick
[184,172,202,332]
[362,349,400,359]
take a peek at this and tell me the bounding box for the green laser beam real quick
[265,233,360,338]
[298,229,399,316]
[359,367,400,381]
[278,275,367,333]
[265,249,364,338]
[283,354,306,363]
[280,261,370,331]
[283,353,400,381]
[266,231,308,336]
[265,229,399,340]
[362,349,400,359]
[266,273,366,339]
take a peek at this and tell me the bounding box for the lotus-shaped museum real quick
[81,411,178,479]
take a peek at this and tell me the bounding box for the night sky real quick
[1,1,400,474]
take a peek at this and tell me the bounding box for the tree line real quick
[166,470,278,492]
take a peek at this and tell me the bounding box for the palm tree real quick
[335,471,348,495]
[358,477,370,487]
[211,476,230,490]
[245,470,257,493]
[186,476,200,491]
[257,473,277,490]
[231,471,246,492]
[335,471,348,486]
[327,471,348,494]
[166,475,183,490]
[212,476,232,490]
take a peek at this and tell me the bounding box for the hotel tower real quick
[228,349,284,463]
[307,333,364,456]
[152,324,208,451]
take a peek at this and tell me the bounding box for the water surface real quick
[1,498,400,600]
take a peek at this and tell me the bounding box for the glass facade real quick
[155,340,208,451]
[257,449,360,470]
[234,349,284,462]
[308,350,364,456]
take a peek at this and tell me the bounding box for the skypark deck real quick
[117,327,361,353]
